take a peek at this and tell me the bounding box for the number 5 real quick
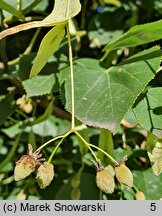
[150,203,156,211]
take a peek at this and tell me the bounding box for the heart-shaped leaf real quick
[133,87,162,137]
[59,46,161,133]
[23,74,55,97]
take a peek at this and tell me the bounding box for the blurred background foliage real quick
[0,0,162,200]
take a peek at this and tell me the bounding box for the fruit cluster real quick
[94,159,133,194]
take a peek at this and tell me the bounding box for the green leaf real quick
[133,87,162,137]
[146,132,158,152]
[102,19,162,61]
[133,168,162,199]
[88,9,124,46]
[0,0,25,21]
[60,46,161,133]
[97,129,115,166]
[55,172,100,199]
[31,99,54,125]
[23,74,55,97]
[29,25,65,78]
[26,116,71,137]
[0,135,20,171]
[22,0,45,15]
[0,95,15,125]
[2,123,23,138]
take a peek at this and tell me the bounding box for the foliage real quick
[0,0,162,200]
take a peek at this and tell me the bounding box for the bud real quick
[14,155,36,181]
[96,168,115,194]
[71,188,81,200]
[16,95,32,113]
[17,190,26,200]
[23,103,33,113]
[71,177,80,188]
[36,162,54,189]
[115,164,133,188]
[16,97,26,106]
[135,191,145,200]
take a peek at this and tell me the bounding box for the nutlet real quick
[14,155,36,181]
[36,162,54,189]
[115,164,133,188]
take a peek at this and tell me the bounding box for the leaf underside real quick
[0,0,81,40]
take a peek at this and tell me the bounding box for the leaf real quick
[146,132,158,153]
[0,0,81,40]
[133,87,162,137]
[97,129,115,166]
[31,98,54,125]
[0,135,20,171]
[29,25,65,78]
[0,95,15,125]
[133,168,162,199]
[26,116,71,137]
[23,74,55,97]
[0,0,25,21]
[55,172,100,199]
[60,46,161,133]
[22,0,45,15]
[1,123,22,138]
[88,9,124,46]
[102,19,162,61]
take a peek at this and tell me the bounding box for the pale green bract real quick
[29,25,65,78]
[0,0,81,40]
[148,142,162,176]
[0,0,81,78]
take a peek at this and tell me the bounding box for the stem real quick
[0,134,21,171]
[48,135,67,163]
[133,183,139,192]
[35,130,72,153]
[16,109,29,119]
[66,21,75,130]
[17,0,22,11]
[98,129,115,165]
[35,135,64,153]
[88,143,119,166]
[75,131,99,162]
[81,0,88,29]
[75,131,119,165]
